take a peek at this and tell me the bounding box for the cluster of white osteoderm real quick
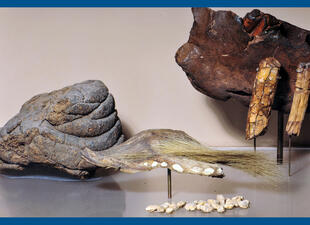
[145,195,250,214]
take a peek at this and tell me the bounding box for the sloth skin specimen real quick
[246,58,281,140]
[0,80,124,178]
[286,63,310,136]
[82,129,279,180]
[175,8,310,113]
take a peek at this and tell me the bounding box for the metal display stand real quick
[277,111,284,164]
[253,111,292,175]
[167,169,172,199]
[277,111,293,176]
[254,138,256,152]
[288,136,292,176]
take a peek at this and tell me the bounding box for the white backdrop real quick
[0,8,310,147]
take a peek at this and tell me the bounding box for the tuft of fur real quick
[82,129,282,183]
[152,132,281,182]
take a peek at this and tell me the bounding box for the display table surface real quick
[0,150,308,217]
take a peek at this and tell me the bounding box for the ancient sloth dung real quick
[0,80,124,178]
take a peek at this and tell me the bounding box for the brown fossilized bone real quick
[175,8,310,113]
[246,57,281,140]
[286,63,310,136]
[82,129,279,180]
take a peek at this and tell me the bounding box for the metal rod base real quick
[277,111,284,164]
[167,169,172,199]
[289,135,292,176]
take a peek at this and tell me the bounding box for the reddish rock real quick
[176,8,310,113]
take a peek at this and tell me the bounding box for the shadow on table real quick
[0,169,125,216]
[97,168,298,195]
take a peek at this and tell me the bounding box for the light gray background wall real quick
[0,8,309,147]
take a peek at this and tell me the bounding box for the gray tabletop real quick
[0,150,308,217]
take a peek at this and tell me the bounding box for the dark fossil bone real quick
[175,8,310,113]
[0,80,124,178]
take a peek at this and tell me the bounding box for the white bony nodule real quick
[172,164,184,173]
[151,161,158,167]
[203,168,214,175]
[160,162,168,167]
[190,166,202,173]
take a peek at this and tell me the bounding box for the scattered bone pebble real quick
[200,203,213,213]
[176,201,186,208]
[196,200,206,210]
[224,198,234,209]
[145,195,250,214]
[157,206,165,213]
[216,194,225,205]
[232,195,244,207]
[169,202,178,210]
[161,202,170,209]
[184,203,197,211]
[216,205,225,213]
[238,200,250,209]
[208,199,220,210]
[145,205,160,212]
[165,207,174,214]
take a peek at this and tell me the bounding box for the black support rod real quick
[288,135,292,176]
[167,169,172,199]
[277,111,284,164]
